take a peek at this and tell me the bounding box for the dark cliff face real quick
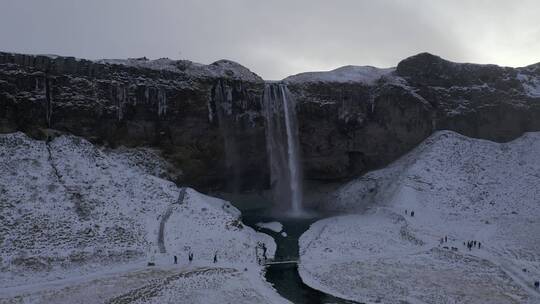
[287,53,540,181]
[287,78,434,181]
[0,52,267,191]
[397,53,540,141]
[1,51,539,190]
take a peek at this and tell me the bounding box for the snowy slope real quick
[0,132,282,303]
[284,65,395,85]
[300,131,540,304]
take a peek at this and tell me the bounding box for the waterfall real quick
[262,83,303,215]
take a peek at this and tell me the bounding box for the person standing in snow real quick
[444,236,447,243]
[189,252,193,263]
[174,255,177,264]
[213,252,218,263]
[262,243,267,262]
[410,211,415,217]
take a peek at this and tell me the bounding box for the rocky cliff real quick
[1,51,539,190]
[287,53,540,181]
[0,52,267,191]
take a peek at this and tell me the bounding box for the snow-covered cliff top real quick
[95,57,263,82]
[284,65,395,85]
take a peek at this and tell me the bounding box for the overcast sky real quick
[1,0,539,79]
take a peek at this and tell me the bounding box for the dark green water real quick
[238,204,359,304]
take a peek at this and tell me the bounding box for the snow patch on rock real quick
[517,72,540,98]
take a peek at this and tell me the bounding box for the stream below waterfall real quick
[227,195,359,304]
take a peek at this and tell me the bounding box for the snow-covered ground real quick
[300,131,540,304]
[0,132,287,303]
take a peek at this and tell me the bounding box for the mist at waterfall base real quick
[263,83,307,217]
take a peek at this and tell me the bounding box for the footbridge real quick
[263,259,298,266]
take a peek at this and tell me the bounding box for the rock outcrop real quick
[1,51,539,190]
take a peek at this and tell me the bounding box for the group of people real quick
[440,235,448,244]
[440,235,459,251]
[437,236,540,290]
[405,210,415,217]
[168,243,271,267]
[438,235,482,252]
[464,240,481,250]
[172,252,197,264]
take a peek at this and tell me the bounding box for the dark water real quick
[240,207,359,304]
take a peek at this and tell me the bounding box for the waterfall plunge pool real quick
[226,194,360,304]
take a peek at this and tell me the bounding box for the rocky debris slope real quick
[0,132,275,289]
[1,51,540,188]
[299,131,540,303]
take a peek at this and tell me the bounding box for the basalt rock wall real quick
[287,53,540,181]
[0,52,267,191]
[1,51,540,190]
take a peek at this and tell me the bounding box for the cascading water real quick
[262,83,304,215]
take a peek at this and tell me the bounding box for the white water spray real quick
[263,83,303,215]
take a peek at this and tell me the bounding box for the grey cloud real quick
[1,0,539,79]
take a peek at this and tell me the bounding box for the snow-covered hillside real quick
[300,131,540,304]
[0,132,285,303]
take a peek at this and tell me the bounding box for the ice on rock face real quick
[157,87,167,116]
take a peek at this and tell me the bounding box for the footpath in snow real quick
[0,132,288,304]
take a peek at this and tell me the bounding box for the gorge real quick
[1,51,540,304]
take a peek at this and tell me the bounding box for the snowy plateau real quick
[0,133,288,304]
[300,131,540,304]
